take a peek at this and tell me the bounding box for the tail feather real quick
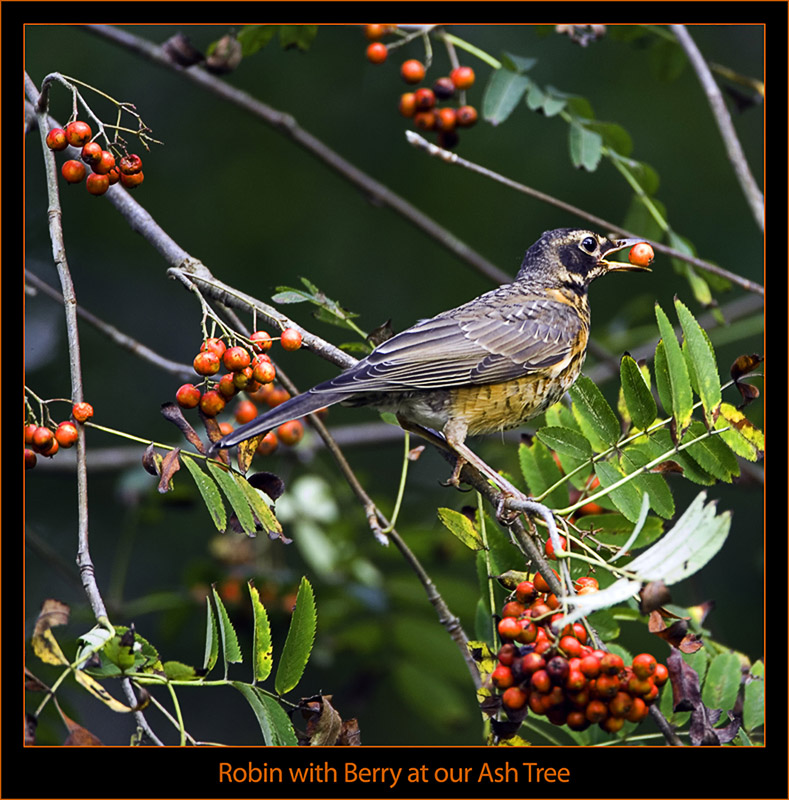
[215,389,347,450]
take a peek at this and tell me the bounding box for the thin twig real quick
[671,25,764,232]
[406,131,764,296]
[80,24,512,287]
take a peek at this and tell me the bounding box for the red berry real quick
[32,426,55,453]
[520,652,545,674]
[515,580,537,603]
[199,390,226,417]
[201,338,227,359]
[491,664,514,689]
[515,620,537,644]
[501,686,528,711]
[364,24,387,40]
[233,366,254,390]
[279,328,302,351]
[600,715,625,733]
[544,534,567,560]
[61,160,86,184]
[533,569,558,594]
[119,154,143,175]
[530,669,551,694]
[413,87,435,110]
[81,142,103,166]
[600,653,624,675]
[632,652,658,680]
[585,699,608,723]
[250,330,273,352]
[566,709,590,731]
[193,350,221,376]
[251,355,276,384]
[266,387,291,408]
[574,576,599,592]
[595,673,620,698]
[217,373,238,398]
[497,643,518,666]
[413,111,436,131]
[400,59,425,84]
[120,171,144,189]
[450,66,475,89]
[64,121,92,147]
[626,696,649,723]
[223,346,252,372]
[628,242,655,268]
[92,150,117,175]
[627,675,654,697]
[54,421,79,448]
[256,431,279,456]
[434,107,457,132]
[609,691,634,718]
[25,448,37,469]
[46,128,68,151]
[366,42,388,64]
[86,173,110,196]
[497,616,520,641]
[235,399,258,425]
[565,669,587,691]
[653,662,669,687]
[560,635,584,659]
[71,402,94,423]
[456,105,479,128]
[176,383,201,409]
[277,419,304,446]
[106,166,121,185]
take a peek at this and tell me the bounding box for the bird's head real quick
[516,228,651,289]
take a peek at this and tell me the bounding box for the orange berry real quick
[235,399,258,424]
[64,120,92,147]
[46,128,68,151]
[456,105,478,128]
[277,419,304,446]
[81,141,103,166]
[92,150,116,175]
[628,242,655,267]
[250,330,272,352]
[279,328,302,351]
[450,66,475,89]
[119,154,143,175]
[86,173,110,196]
[201,338,227,358]
[199,390,226,417]
[55,421,79,447]
[256,431,278,456]
[193,350,221,376]
[366,42,388,64]
[61,160,86,184]
[223,345,252,372]
[176,383,201,409]
[71,402,94,423]
[120,171,144,189]
[398,92,417,118]
[32,426,55,453]
[400,59,425,84]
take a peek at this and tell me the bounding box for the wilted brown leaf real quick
[640,581,671,614]
[157,448,182,493]
[61,712,103,746]
[162,402,206,452]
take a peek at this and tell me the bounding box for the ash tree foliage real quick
[24,23,764,748]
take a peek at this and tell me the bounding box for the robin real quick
[214,228,649,494]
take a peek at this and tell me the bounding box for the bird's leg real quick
[442,420,528,501]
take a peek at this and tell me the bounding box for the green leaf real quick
[207,461,257,535]
[536,426,593,461]
[248,581,273,684]
[275,576,317,695]
[237,25,278,56]
[644,428,717,486]
[232,683,298,745]
[743,661,764,732]
[620,354,658,431]
[654,304,693,432]
[620,447,675,520]
[701,652,742,712]
[525,81,546,111]
[182,455,226,531]
[212,585,243,678]
[584,120,633,156]
[437,507,484,550]
[235,473,282,534]
[569,121,603,171]
[649,36,687,82]
[675,298,721,423]
[482,69,531,125]
[681,422,739,482]
[271,288,312,304]
[594,460,643,524]
[569,375,621,449]
[162,661,199,681]
[203,595,219,674]
[278,25,318,51]
[518,440,568,507]
[499,52,537,73]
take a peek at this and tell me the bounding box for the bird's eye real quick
[580,236,597,253]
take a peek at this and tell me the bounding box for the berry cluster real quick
[46,120,144,196]
[363,25,479,150]
[177,328,306,455]
[24,402,93,470]
[491,573,667,734]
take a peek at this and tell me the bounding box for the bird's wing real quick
[315,288,584,394]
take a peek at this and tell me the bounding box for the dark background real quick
[21,12,770,776]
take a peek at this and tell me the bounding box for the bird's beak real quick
[599,238,652,272]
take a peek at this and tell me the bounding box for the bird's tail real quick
[212,389,347,451]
